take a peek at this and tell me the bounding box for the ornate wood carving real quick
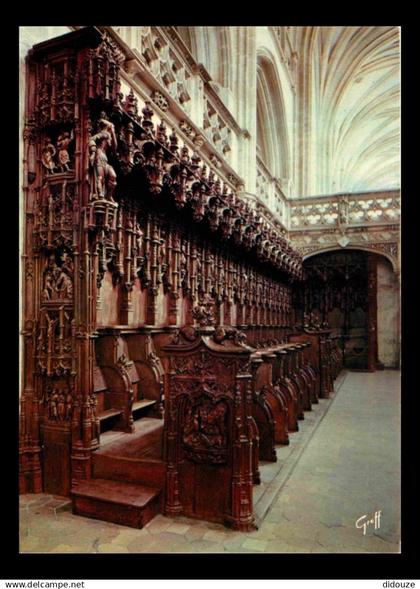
[293,250,380,370]
[22,27,336,532]
[162,333,256,531]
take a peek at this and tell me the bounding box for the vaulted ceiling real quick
[297,26,400,197]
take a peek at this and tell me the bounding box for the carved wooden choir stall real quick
[20,27,342,531]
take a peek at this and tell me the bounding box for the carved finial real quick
[156,120,168,145]
[190,152,201,173]
[124,89,139,118]
[169,128,179,155]
[180,146,190,165]
[200,164,208,182]
[142,101,154,134]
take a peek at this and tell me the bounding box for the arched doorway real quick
[293,249,400,370]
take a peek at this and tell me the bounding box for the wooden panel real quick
[42,427,71,496]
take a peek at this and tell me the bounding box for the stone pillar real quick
[233,27,257,194]
[367,253,379,372]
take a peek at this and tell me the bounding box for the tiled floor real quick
[19,369,401,553]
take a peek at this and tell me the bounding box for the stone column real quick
[233,27,257,194]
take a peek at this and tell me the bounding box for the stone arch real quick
[301,246,400,369]
[256,50,291,181]
[176,26,233,90]
[303,245,398,274]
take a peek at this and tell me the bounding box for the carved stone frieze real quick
[290,191,400,230]
[179,120,194,137]
[210,154,222,169]
[151,89,170,111]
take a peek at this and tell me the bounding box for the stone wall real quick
[377,258,400,368]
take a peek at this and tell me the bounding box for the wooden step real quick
[98,408,124,421]
[71,478,161,529]
[98,417,163,456]
[93,418,164,488]
[132,399,156,412]
[93,453,165,487]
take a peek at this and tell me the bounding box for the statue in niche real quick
[159,237,167,278]
[57,391,66,420]
[196,255,203,291]
[65,390,73,420]
[89,394,99,441]
[87,112,118,201]
[42,255,60,301]
[48,389,59,420]
[134,223,144,256]
[56,252,74,299]
[56,130,74,172]
[219,264,225,286]
[41,131,75,174]
[207,253,214,279]
[41,140,57,174]
[180,243,188,284]
[41,384,52,407]
[41,252,74,301]
[133,223,146,281]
